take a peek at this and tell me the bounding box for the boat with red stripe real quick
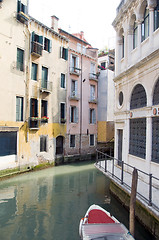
[79,204,135,240]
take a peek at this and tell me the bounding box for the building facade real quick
[98,51,115,143]
[59,30,98,156]
[0,0,68,170]
[113,0,159,176]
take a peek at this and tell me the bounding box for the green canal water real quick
[0,161,154,240]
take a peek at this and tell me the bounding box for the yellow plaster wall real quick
[98,121,114,143]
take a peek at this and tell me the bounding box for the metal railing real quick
[31,41,43,56]
[95,150,159,213]
[40,80,52,92]
[89,73,98,81]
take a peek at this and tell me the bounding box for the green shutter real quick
[49,40,52,53]
[17,0,21,12]
[39,36,43,45]
[65,48,68,60]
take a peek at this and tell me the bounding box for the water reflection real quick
[0,162,154,240]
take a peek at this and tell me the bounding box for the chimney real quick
[80,31,84,40]
[51,15,59,32]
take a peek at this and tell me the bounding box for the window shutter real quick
[49,40,52,53]
[20,98,23,121]
[35,99,38,117]
[93,109,96,124]
[30,99,33,117]
[89,109,91,124]
[31,32,35,42]
[75,81,78,95]
[75,107,79,123]
[60,46,63,58]
[65,48,68,60]
[69,106,71,123]
[17,0,21,12]
[16,97,20,121]
[39,36,43,45]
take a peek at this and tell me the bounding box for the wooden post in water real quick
[129,168,138,237]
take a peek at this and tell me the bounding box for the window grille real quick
[152,117,159,163]
[130,84,147,109]
[129,118,146,159]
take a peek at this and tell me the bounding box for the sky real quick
[29,0,121,51]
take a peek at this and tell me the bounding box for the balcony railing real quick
[70,67,81,75]
[17,11,30,24]
[31,41,43,57]
[28,117,40,130]
[69,91,80,100]
[40,80,52,93]
[89,97,98,104]
[89,73,98,81]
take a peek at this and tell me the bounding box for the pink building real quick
[59,29,98,156]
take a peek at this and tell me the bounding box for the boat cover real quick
[81,223,135,240]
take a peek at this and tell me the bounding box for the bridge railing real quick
[95,150,159,213]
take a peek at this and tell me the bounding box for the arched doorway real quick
[56,136,64,155]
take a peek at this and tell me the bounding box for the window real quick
[40,136,47,152]
[133,21,138,49]
[16,96,23,121]
[41,100,48,122]
[90,62,96,78]
[89,109,96,124]
[41,66,48,89]
[90,134,95,146]
[61,73,65,88]
[122,35,124,58]
[129,118,146,159]
[31,63,38,80]
[141,7,149,42]
[60,47,68,60]
[30,98,38,117]
[70,135,75,147]
[90,85,95,101]
[17,0,27,15]
[0,132,17,156]
[101,62,106,70]
[70,106,78,123]
[130,84,147,110]
[31,32,43,56]
[77,43,81,52]
[71,80,78,97]
[60,103,66,123]
[119,91,124,106]
[17,0,29,23]
[44,37,52,52]
[154,1,159,31]
[17,48,24,71]
[70,54,80,73]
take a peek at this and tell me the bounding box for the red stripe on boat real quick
[88,209,115,224]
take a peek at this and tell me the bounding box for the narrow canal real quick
[0,161,154,240]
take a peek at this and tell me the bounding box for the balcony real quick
[40,80,52,93]
[89,73,98,81]
[69,91,80,101]
[17,11,30,24]
[60,118,66,124]
[89,97,98,104]
[28,117,40,130]
[70,67,81,76]
[41,116,49,124]
[31,41,43,57]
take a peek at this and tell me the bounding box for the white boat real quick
[79,204,135,240]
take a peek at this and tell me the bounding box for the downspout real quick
[79,53,83,155]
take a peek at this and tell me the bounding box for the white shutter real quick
[93,109,96,124]
[69,106,72,123]
[60,46,63,58]
[75,81,78,96]
[75,107,78,123]
[76,56,79,73]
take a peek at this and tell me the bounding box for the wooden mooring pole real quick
[129,168,138,237]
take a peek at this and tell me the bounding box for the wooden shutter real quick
[16,97,20,121]
[60,46,63,58]
[39,36,43,45]
[65,48,68,60]
[75,107,78,123]
[17,0,21,12]
[75,81,78,96]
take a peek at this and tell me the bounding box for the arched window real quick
[130,84,147,109]
[154,0,159,31]
[133,21,138,49]
[141,7,149,42]
[153,79,159,105]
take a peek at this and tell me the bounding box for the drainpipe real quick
[79,53,83,155]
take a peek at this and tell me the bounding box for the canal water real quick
[0,161,154,240]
